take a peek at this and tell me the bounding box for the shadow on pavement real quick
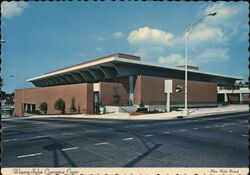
[28,137,77,167]
[124,143,162,167]
[113,128,162,167]
[4,130,26,137]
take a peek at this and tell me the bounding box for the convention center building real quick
[14,53,245,116]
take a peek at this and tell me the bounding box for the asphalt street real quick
[1,111,249,167]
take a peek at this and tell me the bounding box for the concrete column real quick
[239,93,243,104]
[129,75,134,105]
[224,93,228,102]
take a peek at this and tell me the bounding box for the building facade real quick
[14,53,242,116]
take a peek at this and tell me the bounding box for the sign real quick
[164,80,173,93]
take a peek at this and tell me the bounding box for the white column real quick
[129,75,134,105]
[25,104,28,112]
[29,104,32,113]
[224,93,228,102]
[239,93,243,104]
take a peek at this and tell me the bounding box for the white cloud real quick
[127,2,247,68]
[128,27,173,46]
[134,49,148,59]
[196,47,229,64]
[159,54,185,67]
[77,52,85,57]
[188,25,227,46]
[202,2,248,38]
[158,48,229,68]
[113,32,124,38]
[96,47,103,52]
[91,35,104,41]
[1,1,29,19]
[204,2,242,25]
[96,36,104,41]
[97,37,104,41]
[134,47,166,62]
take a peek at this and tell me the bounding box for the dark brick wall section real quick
[14,83,93,116]
[136,75,217,105]
[14,75,219,116]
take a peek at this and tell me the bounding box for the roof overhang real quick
[27,57,241,87]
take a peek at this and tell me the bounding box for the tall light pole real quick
[10,75,25,116]
[184,12,217,116]
[0,39,6,88]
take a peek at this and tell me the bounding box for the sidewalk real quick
[2,105,249,121]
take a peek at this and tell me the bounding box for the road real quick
[1,111,249,167]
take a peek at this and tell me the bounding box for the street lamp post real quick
[184,12,217,116]
[1,39,6,87]
[10,75,25,116]
[1,39,6,44]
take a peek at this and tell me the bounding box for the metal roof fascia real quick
[112,58,242,80]
[26,56,241,82]
[26,56,117,82]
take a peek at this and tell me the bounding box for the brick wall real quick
[99,82,129,106]
[14,75,219,116]
[243,94,249,103]
[134,75,217,106]
[14,83,93,116]
[228,94,239,104]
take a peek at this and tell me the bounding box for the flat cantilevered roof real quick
[26,53,241,87]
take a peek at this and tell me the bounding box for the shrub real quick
[95,103,100,114]
[70,96,77,114]
[34,110,42,115]
[137,100,147,113]
[54,98,66,114]
[136,107,148,112]
[77,105,81,114]
[94,100,103,114]
[39,102,48,114]
[139,100,145,108]
[113,86,121,106]
[9,108,14,115]
[127,99,133,106]
[99,99,103,107]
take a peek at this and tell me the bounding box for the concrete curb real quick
[2,108,249,121]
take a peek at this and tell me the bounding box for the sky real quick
[1,1,249,93]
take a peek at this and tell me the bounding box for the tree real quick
[70,96,77,114]
[77,105,81,114]
[139,100,145,108]
[0,90,6,100]
[0,77,3,88]
[127,99,133,106]
[39,102,48,114]
[113,86,121,106]
[54,98,66,114]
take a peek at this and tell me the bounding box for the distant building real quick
[14,53,247,116]
[217,82,249,104]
